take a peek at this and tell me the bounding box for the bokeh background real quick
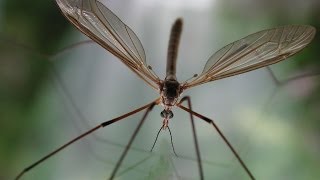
[0,0,319,179]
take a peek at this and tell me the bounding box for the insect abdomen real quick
[166,18,183,80]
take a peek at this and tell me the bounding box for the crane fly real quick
[15,0,316,179]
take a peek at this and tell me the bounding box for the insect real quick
[15,0,316,179]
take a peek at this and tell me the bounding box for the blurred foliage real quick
[1,0,69,103]
[0,0,69,179]
[4,0,69,51]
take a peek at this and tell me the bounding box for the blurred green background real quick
[0,0,319,180]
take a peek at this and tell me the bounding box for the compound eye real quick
[168,111,174,119]
[160,110,166,118]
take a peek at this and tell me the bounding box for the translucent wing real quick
[183,25,316,89]
[55,0,160,90]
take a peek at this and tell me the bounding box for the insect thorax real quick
[160,79,181,107]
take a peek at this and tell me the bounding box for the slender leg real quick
[264,66,320,108]
[49,40,95,60]
[177,99,255,180]
[109,102,156,179]
[14,99,159,180]
[0,37,95,62]
[266,66,320,87]
[53,65,230,174]
[179,96,204,180]
[169,155,181,180]
[117,154,153,177]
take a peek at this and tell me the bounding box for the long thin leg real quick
[50,40,95,60]
[0,37,96,63]
[14,99,159,180]
[264,66,320,108]
[52,66,231,175]
[117,154,153,177]
[179,96,204,180]
[266,66,320,87]
[109,102,156,179]
[169,155,181,180]
[177,100,255,180]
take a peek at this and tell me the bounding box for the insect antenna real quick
[150,125,178,157]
